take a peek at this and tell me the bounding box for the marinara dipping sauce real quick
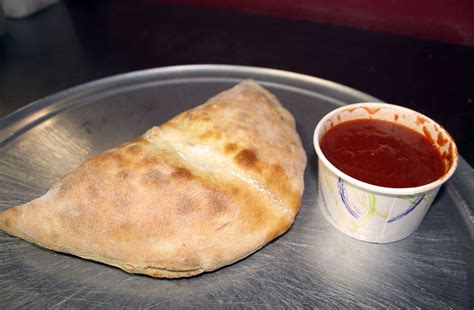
[320,119,446,188]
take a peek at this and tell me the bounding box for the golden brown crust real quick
[0,80,306,278]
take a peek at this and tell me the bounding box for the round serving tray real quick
[0,65,472,308]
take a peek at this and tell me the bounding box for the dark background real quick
[0,0,473,164]
[157,0,474,46]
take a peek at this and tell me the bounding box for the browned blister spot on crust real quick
[206,192,229,217]
[118,220,134,233]
[230,186,240,195]
[143,169,166,186]
[241,89,267,102]
[199,131,212,140]
[161,121,178,130]
[264,164,288,188]
[8,204,19,217]
[126,144,144,155]
[117,170,132,180]
[394,114,399,121]
[86,183,100,198]
[61,202,94,233]
[105,152,131,167]
[180,111,192,121]
[88,151,112,168]
[224,143,238,154]
[171,167,194,180]
[136,136,150,144]
[175,196,195,216]
[55,178,74,199]
[268,164,300,214]
[189,110,212,123]
[85,149,131,170]
[49,232,60,243]
[199,128,222,140]
[271,163,285,175]
[235,149,258,168]
[139,156,161,169]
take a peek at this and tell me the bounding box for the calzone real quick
[0,80,306,278]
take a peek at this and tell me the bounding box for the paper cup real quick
[314,103,458,243]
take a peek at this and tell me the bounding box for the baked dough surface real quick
[0,80,307,278]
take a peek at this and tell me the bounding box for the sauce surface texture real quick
[320,119,445,188]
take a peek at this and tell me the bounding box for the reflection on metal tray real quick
[0,65,472,308]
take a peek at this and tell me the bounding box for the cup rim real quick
[313,102,459,196]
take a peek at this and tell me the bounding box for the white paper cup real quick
[314,103,458,243]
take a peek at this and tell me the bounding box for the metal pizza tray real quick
[0,65,472,308]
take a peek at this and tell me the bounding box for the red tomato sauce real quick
[320,119,446,188]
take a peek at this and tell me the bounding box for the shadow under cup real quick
[313,103,458,243]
